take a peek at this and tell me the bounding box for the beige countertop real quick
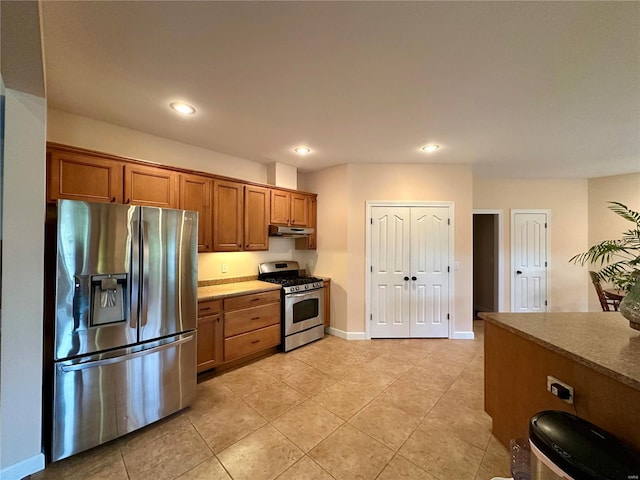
[198,280,281,301]
[479,311,640,391]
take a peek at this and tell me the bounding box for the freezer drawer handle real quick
[60,335,193,372]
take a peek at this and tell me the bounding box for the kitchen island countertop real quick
[479,311,640,391]
[198,280,281,301]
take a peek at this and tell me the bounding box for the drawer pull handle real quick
[251,340,260,344]
[251,316,260,320]
[251,298,260,302]
[201,307,212,311]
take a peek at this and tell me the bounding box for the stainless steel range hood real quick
[268,225,314,238]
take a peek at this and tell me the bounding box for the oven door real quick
[284,288,324,336]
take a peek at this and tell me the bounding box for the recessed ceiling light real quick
[170,102,196,115]
[294,147,311,155]
[422,144,440,153]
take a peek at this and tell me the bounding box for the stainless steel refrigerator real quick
[48,199,197,461]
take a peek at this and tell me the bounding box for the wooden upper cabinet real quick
[270,189,290,225]
[213,180,244,251]
[244,186,270,251]
[271,189,309,227]
[296,195,317,250]
[124,164,177,208]
[290,193,309,227]
[179,174,213,252]
[47,148,123,203]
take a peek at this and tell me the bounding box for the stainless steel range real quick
[258,261,324,351]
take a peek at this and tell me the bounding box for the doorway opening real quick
[473,210,503,317]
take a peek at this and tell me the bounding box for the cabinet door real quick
[270,189,290,225]
[244,186,270,251]
[296,195,317,250]
[213,180,243,251]
[323,280,331,327]
[48,148,123,203]
[180,174,212,252]
[290,193,309,227]
[197,314,223,372]
[124,164,177,208]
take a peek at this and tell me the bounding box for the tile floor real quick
[31,320,510,480]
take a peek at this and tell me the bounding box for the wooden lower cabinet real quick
[223,290,281,362]
[196,299,223,372]
[323,279,331,327]
[197,290,281,372]
[224,324,280,362]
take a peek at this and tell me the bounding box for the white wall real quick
[1,88,47,479]
[474,177,589,312]
[587,173,640,310]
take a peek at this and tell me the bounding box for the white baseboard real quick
[326,327,367,340]
[1,453,45,480]
[452,331,475,340]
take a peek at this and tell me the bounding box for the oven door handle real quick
[287,290,322,298]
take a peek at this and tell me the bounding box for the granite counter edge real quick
[197,282,281,301]
[480,313,640,392]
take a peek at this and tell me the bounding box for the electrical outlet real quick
[547,375,574,404]
[221,264,228,273]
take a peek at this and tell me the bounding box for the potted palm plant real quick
[569,201,640,329]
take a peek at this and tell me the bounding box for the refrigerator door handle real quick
[141,221,150,327]
[130,218,140,329]
[60,334,194,372]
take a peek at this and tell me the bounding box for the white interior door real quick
[370,205,450,338]
[410,207,450,337]
[370,207,411,338]
[512,211,548,312]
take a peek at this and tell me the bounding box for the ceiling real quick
[40,1,640,178]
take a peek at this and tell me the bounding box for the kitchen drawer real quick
[223,290,280,311]
[224,303,280,338]
[224,324,280,362]
[198,299,221,317]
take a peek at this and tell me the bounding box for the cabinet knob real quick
[125,198,131,204]
[111,196,116,203]
[411,276,417,281]
[404,276,409,281]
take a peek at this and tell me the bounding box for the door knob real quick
[516,270,523,274]
[411,276,417,281]
[404,276,409,281]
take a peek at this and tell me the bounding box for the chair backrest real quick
[589,271,611,311]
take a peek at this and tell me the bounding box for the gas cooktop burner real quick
[258,261,324,293]
[263,276,323,287]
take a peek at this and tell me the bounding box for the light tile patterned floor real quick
[31,321,510,480]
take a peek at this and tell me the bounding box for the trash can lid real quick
[529,411,640,480]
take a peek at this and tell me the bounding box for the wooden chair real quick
[589,271,619,312]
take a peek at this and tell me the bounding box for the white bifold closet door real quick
[370,206,450,338]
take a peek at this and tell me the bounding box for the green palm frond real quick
[569,201,640,292]
[608,202,640,225]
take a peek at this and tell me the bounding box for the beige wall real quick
[301,163,474,337]
[47,109,268,183]
[587,173,640,310]
[295,165,349,332]
[474,178,589,312]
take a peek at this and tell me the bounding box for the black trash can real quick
[529,411,640,480]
